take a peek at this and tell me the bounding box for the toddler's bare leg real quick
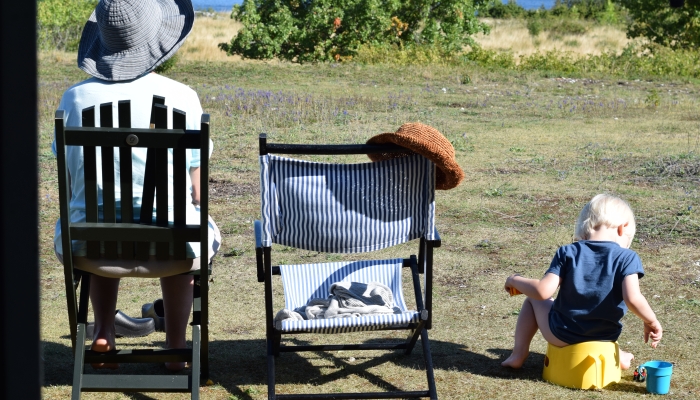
[502,297,567,368]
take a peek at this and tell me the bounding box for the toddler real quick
[502,194,662,369]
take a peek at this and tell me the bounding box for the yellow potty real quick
[542,341,621,389]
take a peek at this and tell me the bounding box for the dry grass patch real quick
[180,12,242,62]
[475,18,632,58]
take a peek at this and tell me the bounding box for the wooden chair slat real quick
[118,100,134,259]
[81,106,100,259]
[137,147,156,261]
[173,108,187,259]
[155,147,169,260]
[151,103,170,260]
[100,102,118,259]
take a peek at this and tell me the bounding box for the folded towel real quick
[274,281,402,329]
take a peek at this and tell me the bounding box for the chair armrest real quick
[254,220,265,282]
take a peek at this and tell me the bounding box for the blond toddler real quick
[502,194,662,369]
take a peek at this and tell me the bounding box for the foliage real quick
[154,54,179,74]
[219,0,490,63]
[37,0,97,51]
[480,0,526,18]
[483,0,624,25]
[619,0,700,50]
[354,43,466,65]
[459,42,700,79]
[527,19,544,36]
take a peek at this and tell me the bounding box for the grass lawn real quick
[38,51,700,399]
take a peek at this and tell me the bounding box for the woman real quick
[53,0,221,371]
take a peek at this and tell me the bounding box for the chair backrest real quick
[55,96,210,263]
[259,152,436,253]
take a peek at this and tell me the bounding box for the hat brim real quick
[367,123,465,190]
[78,0,194,81]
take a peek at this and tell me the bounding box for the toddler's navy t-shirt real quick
[547,241,644,344]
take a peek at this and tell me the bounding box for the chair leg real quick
[272,331,281,357]
[191,324,201,400]
[420,328,438,400]
[65,272,82,353]
[72,273,91,400]
[71,323,87,400]
[404,328,422,356]
[267,338,276,400]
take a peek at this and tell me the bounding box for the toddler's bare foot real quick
[90,337,118,370]
[501,350,529,369]
[620,349,634,370]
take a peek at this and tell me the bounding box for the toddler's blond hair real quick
[574,194,635,241]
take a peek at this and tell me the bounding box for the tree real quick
[619,0,700,50]
[219,0,490,63]
[37,0,97,51]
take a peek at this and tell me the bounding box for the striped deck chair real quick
[255,134,441,399]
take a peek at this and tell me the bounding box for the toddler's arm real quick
[622,273,663,348]
[504,272,559,300]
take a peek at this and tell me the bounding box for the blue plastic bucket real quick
[643,361,673,395]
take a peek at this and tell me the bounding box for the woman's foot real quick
[164,339,188,372]
[90,337,118,369]
[165,360,188,372]
[501,350,529,369]
[620,349,634,370]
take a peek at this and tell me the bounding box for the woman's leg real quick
[89,274,120,369]
[160,273,194,371]
[502,297,567,368]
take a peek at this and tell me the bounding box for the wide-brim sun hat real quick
[367,122,465,190]
[78,0,194,81]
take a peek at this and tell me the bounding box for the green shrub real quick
[354,44,456,65]
[547,19,589,36]
[454,42,700,80]
[619,0,700,50]
[526,19,543,36]
[462,47,517,69]
[482,0,526,19]
[154,54,179,74]
[219,0,490,63]
[37,0,97,51]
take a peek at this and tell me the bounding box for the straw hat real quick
[77,0,194,81]
[367,123,465,190]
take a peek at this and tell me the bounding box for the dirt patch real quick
[435,274,472,289]
[633,154,700,182]
[209,178,258,198]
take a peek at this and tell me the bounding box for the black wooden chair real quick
[55,96,211,399]
[255,134,441,399]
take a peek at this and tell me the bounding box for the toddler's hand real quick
[644,319,663,348]
[504,274,520,295]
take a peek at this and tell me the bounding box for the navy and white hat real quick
[78,0,194,81]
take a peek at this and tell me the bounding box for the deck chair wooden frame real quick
[55,97,211,399]
[255,134,441,399]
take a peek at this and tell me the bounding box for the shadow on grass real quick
[43,338,647,397]
[209,338,544,396]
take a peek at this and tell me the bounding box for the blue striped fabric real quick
[279,259,420,333]
[259,154,436,252]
